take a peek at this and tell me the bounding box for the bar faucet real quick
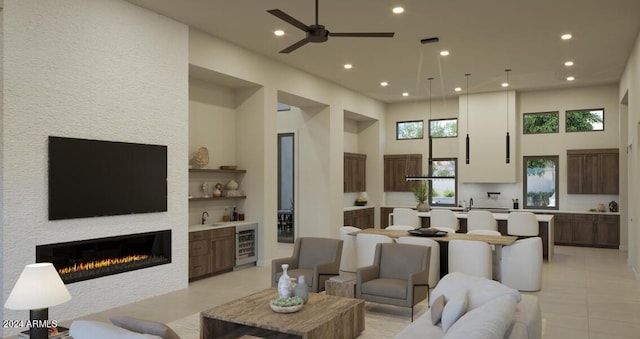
[469,198,474,210]
[201,211,209,225]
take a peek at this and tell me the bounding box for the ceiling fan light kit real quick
[267,0,395,53]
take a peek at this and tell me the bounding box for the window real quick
[523,156,559,210]
[396,120,424,140]
[566,108,604,132]
[523,111,559,134]
[429,118,458,138]
[430,158,457,206]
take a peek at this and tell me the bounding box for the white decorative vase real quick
[226,179,239,190]
[417,201,430,212]
[294,276,309,303]
[277,264,294,298]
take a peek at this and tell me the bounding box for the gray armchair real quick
[272,237,343,293]
[356,242,431,321]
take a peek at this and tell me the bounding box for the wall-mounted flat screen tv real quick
[48,136,167,220]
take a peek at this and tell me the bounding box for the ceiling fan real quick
[267,0,395,53]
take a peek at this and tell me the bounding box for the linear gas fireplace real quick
[36,230,171,284]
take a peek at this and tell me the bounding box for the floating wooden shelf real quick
[189,168,247,174]
[189,196,247,202]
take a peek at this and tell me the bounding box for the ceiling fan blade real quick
[329,32,395,38]
[280,38,311,53]
[267,9,310,32]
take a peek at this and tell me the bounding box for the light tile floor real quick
[54,244,640,339]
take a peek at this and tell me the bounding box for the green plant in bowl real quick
[271,296,303,307]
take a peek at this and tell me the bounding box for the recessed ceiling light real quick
[561,33,572,40]
[402,92,409,97]
[501,82,509,88]
[380,81,388,87]
[440,50,450,56]
[392,6,404,14]
[454,87,462,92]
[566,76,575,81]
[564,61,574,66]
[343,64,353,69]
[274,30,285,36]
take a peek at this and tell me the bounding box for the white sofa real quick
[394,272,541,339]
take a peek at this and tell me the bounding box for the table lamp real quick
[4,263,72,339]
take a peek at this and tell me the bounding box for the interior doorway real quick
[278,133,295,243]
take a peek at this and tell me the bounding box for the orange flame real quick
[58,254,150,275]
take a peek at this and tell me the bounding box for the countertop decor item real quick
[411,181,430,212]
[597,203,606,212]
[294,276,309,303]
[609,201,618,212]
[277,264,294,298]
[226,179,239,190]
[192,147,209,168]
[355,192,368,206]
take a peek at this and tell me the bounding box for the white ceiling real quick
[128,0,640,103]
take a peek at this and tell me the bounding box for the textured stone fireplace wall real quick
[1,1,188,336]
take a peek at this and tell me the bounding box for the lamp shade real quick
[4,263,72,310]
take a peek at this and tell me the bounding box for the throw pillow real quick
[70,320,163,339]
[443,294,517,339]
[110,316,180,339]
[441,292,468,332]
[429,272,520,311]
[431,294,446,325]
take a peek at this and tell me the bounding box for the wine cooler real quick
[235,223,257,267]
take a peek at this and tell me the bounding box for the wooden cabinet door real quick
[594,215,620,248]
[567,154,582,194]
[212,236,235,273]
[600,153,619,194]
[384,154,422,192]
[570,214,595,245]
[581,154,600,193]
[553,214,572,245]
[344,153,366,192]
[380,207,394,229]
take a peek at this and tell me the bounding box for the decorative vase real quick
[294,276,309,303]
[609,201,618,212]
[416,201,430,212]
[277,264,294,298]
[596,203,606,212]
[226,179,239,190]
[212,188,221,197]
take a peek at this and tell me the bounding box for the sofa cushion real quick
[441,292,468,332]
[443,294,517,339]
[431,294,446,325]
[430,272,520,311]
[111,316,180,339]
[70,320,163,339]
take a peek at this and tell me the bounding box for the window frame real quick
[523,111,559,134]
[429,157,457,207]
[523,155,559,210]
[565,108,605,133]
[428,118,458,138]
[396,120,424,140]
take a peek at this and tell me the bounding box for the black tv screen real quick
[48,136,167,220]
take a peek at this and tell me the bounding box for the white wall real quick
[620,31,640,276]
[0,1,188,335]
[343,119,359,153]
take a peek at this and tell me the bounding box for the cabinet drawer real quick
[212,227,236,239]
[553,214,571,223]
[189,231,211,241]
[597,215,619,223]
[571,214,595,223]
[189,239,210,256]
[189,255,210,277]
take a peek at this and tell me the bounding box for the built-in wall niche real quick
[36,230,171,284]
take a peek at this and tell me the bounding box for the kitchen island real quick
[417,211,554,261]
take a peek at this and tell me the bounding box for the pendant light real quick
[428,77,434,166]
[465,73,471,164]
[505,69,511,164]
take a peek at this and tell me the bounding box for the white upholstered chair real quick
[467,229,502,279]
[339,226,361,272]
[392,208,420,228]
[386,225,416,231]
[396,236,441,287]
[430,209,459,231]
[355,233,393,268]
[507,211,539,236]
[448,239,493,280]
[500,237,543,291]
[467,210,498,232]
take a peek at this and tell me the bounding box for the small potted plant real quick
[411,181,430,212]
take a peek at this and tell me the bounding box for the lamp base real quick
[29,308,49,339]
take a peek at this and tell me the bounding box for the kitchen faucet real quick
[469,198,474,209]
[201,211,209,225]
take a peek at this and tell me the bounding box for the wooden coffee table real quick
[201,288,365,338]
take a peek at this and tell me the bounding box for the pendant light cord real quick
[465,73,470,164]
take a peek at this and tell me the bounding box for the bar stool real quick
[467,210,498,232]
[507,212,539,237]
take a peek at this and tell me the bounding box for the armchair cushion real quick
[361,278,408,299]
